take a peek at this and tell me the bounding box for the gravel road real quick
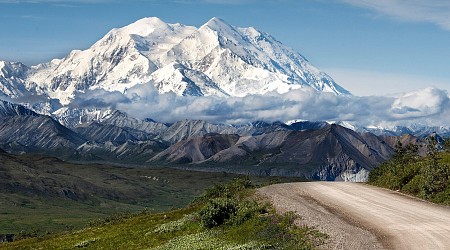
[259,182,450,250]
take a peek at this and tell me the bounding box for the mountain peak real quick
[201,17,235,32]
[117,16,171,37]
[134,17,168,27]
[205,17,227,25]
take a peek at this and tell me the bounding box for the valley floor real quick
[259,182,450,250]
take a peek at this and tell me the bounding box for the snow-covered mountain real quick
[360,124,450,138]
[327,120,450,138]
[0,17,349,107]
[0,61,37,98]
[4,16,445,139]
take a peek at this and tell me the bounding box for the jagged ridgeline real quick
[0,100,412,181]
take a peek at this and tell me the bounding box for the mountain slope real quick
[152,133,240,163]
[0,100,85,154]
[0,100,38,116]
[151,124,394,181]
[161,17,348,97]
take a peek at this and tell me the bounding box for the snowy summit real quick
[0,17,349,107]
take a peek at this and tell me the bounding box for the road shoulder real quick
[258,183,386,250]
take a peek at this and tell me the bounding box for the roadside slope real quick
[259,182,450,250]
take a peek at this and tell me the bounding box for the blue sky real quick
[0,0,449,96]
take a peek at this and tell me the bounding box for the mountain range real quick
[0,17,446,182]
[0,99,429,181]
[1,17,446,134]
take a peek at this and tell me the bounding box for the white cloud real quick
[391,87,449,119]
[339,0,450,31]
[70,83,450,127]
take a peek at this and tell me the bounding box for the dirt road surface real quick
[259,182,450,250]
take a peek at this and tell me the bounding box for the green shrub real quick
[197,177,268,229]
[229,200,268,226]
[420,162,450,198]
[401,175,424,196]
[444,138,450,152]
[370,140,450,205]
[199,198,238,228]
[430,185,450,205]
[194,177,254,203]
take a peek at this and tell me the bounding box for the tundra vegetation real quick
[369,137,450,205]
[2,177,326,249]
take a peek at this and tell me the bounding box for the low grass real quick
[2,178,325,249]
[0,193,146,234]
[1,153,302,235]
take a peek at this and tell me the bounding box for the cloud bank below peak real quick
[67,83,450,127]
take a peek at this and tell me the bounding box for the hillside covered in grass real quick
[369,137,450,205]
[0,151,301,236]
[2,178,325,249]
